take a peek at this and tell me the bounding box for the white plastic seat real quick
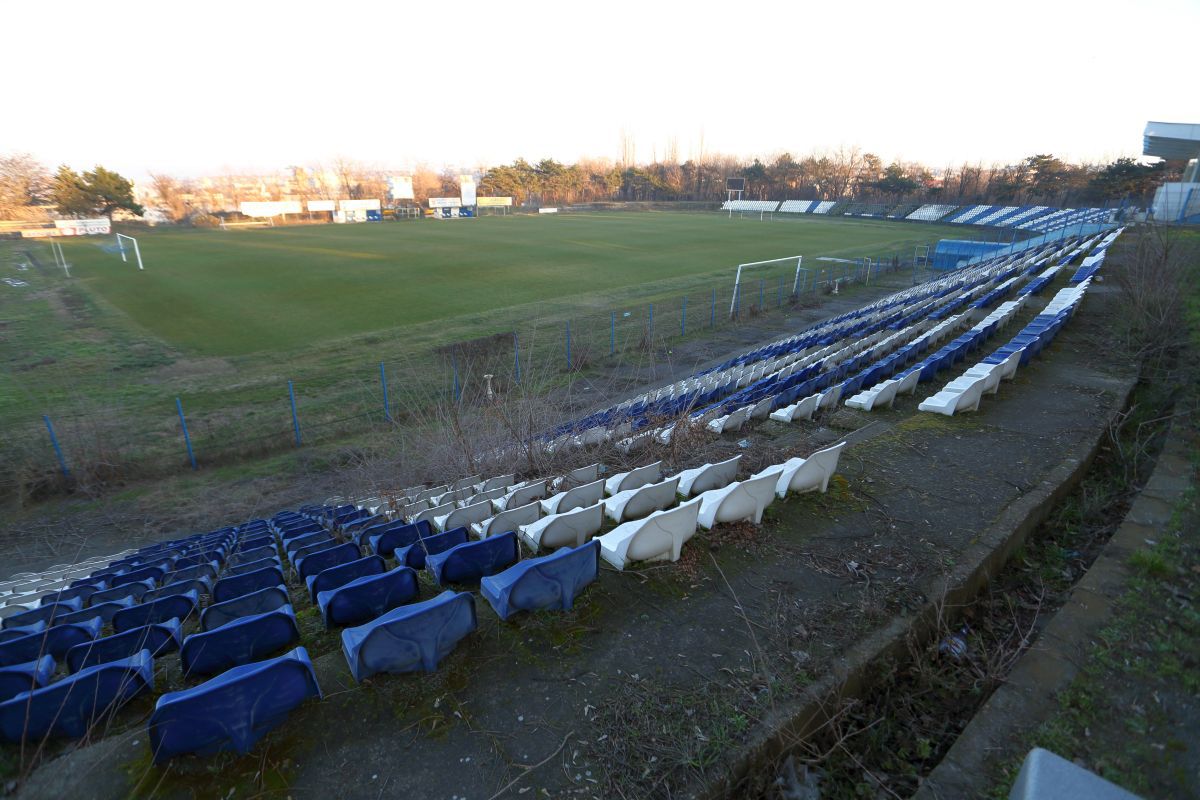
[412,501,455,526]
[769,393,819,423]
[473,500,542,539]
[695,474,779,529]
[541,478,605,515]
[845,379,899,411]
[604,461,663,496]
[519,503,604,552]
[817,384,843,410]
[551,463,601,491]
[476,473,516,493]
[748,397,774,420]
[995,349,1023,380]
[459,486,506,508]
[492,479,548,512]
[436,499,494,533]
[603,477,681,523]
[412,485,448,504]
[960,363,1002,395]
[597,499,702,571]
[449,474,481,491]
[752,441,847,498]
[918,376,986,416]
[894,370,921,396]
[706,406,751,434]
[674,455,741,497]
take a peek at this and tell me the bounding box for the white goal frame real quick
[116,233,144,271]
[730,254,803,316]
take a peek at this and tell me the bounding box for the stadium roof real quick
[1143,121,1200,160]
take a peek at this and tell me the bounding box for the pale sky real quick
[5,0,1195,179]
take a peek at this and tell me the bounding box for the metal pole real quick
[609,312,615,356]
[130,236,144,270]
[681,296,687,336]
[729,265,742,316]
[759,278,764,310]
[452,355,461,402]
[379,362,391,420]
[565,321,571,368]
[176,397,197,470]
[288,381,302,445]
[648,304,654,343]
[42,415,69,477]
[710,289,716,328]
[791,255,804,295]
[116,234,127,262]
[514,333,521,383]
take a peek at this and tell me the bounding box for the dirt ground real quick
[1,274,1138,800]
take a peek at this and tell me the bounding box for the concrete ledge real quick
[914,418,1193,799]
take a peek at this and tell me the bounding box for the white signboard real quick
[53,218,111,235]
[388,176,414,201]
[240,201,302,217]
[340,199,381,211]
[459,175,476,206]
[428,197,462,208]
[477,196,513,207]
[307,199,336,212]
[538,207,559,214]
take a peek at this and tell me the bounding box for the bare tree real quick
[0,153,50,220]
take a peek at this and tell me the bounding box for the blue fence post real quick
[565,321,571,368]
[513,333,521,383]
[42,415,68,477]
[452,355,461,402]
[287,381,302,446]
[778,275,783,307]
[681,296,687,337]
[759,278,764,311]
[734,283,740,318]
[609,311,615,356]
[379,362,391,421]
[648,304,654,343]
[711,289,716,328]
[175,397,197,470]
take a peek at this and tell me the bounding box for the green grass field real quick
[56,212,971,356]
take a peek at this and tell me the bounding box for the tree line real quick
[0,148,1179,224]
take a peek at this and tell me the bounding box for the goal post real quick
[115,233,144,270]
[730,254,803,317]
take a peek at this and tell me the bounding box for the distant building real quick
[1142,121,1200,223]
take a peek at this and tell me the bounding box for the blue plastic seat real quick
[367,520,432,556]
[181,605,300,677]
[283,532,331,556]
[201,585,290,632]
[341,591,476,681]
[112,590,199,633]
[426,531,520,585]
[55,596,134,627]
[393,527,469,570]
[0,618,102,665]
[148,646,322,763]
[288,538,342,567]
[144,577,212,604]
[213,566,285,604]
[89,578,155,607]
[481,541,600,621]
[317,566,419,628]
[237,536,275,552]
[38,583,105,608]
[66,618,183,673]
[227,547,278,567]
[0,650,153,742]
[111,564,168,588]
[306,555,385,602]
[224,556,282,578]
[162,562,218,584]
[1,596,84,629]
[0,621,46,645]
[0,656,55,703]
[296,542,360,582]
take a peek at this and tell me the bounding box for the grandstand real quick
[720,200,780,213]
[906,204,957,222]
[778,200,816,213]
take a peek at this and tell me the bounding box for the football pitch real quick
[58,212,973,357]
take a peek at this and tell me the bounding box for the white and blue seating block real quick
[394,527,470,570]
[0,650,153,742]
[0,617,102,665]
[213,565,285,604]
[181,605,300,677]
[296,542,360,583]
[368,520,433,557]
[201,585,289,632]
[0,655,54,703]
[481,541,600,621]
[112,589,199,633]
[306,555,385,602]
[148,646,322,763]
[427,531,520,585]
[341,591,476,681]
[67,618,183,673]
[317,566,420,628]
